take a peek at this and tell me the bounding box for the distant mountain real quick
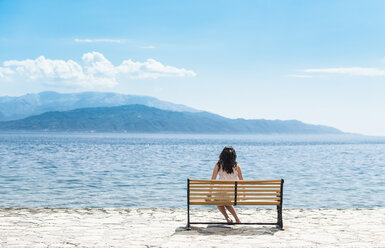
[0,91,198,121]
[0,104,343,134]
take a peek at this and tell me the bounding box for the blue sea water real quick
[0,132,384,209]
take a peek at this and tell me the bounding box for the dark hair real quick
[217,146,237,174]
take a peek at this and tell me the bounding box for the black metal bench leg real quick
[276,178,284,230]
[186,205,191,230]
[186,178,191,230]
[276,205,283,230]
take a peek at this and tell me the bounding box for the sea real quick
[0,132,384,209]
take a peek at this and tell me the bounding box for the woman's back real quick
[218,166,239,180]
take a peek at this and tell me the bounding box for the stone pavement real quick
[1,208,385,247]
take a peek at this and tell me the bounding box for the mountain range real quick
[0,91,198,121]
[0,102,342,134]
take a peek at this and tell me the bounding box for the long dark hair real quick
[217,146,237,174]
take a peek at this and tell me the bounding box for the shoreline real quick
[1,208,385,247]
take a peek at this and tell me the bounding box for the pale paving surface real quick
[1,208,385,248]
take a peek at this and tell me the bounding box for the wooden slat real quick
[189,182,281,185]
[189,185,236,188]
[237,180,281,185]
[189,182,236,185]
[237,192,280,196]
[189,188,280,192]
[189,185,281,188]
[189,192,280,196]
[190,201,235,205]
[236,185,281,188]
[190,185,280,189]
[190,190,280,194]
[189,179,281,185]
[190,187,280,191]
[190,201,280,206]
[237,197,280,201]
[190,197,280,201]
[190,179,281,183]
[190,197,234,200]
[189,183,281,186]
[190,180,281,186]
[237,186,281,189]
[236,189,280,192]
[237,202,280,206]
[190,188,236,192]
[189,187,235,190]
[236,188,280,192]
[190,192,235,196]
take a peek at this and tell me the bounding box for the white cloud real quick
[117,58,196,79]
[0,67,14,79]
[2,56,95,87]
[74,38,123,43]
[304,67,385,76]
[0,52,196,89]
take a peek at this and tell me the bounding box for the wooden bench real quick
[186,179,284,230]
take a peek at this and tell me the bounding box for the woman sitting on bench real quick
[211,146,244,223]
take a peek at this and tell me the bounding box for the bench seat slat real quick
[189,192,280,196]
[190,201,280,206]
[189,185,281,188]
[189,185,236,188]
[237,187,281,190]
[190,179,281,182]
[237,201,280,206]
[190,197,234,201]
[238,197,281,200]
[190,197,280,201]
[190,188,280,192]
[190,182,281,185]
[190,189,235,192]
[190,201,235,205]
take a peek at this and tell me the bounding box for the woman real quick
[211,146,243,223]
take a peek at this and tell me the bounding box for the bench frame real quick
[186,178,284,230]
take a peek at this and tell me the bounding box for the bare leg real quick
[225,205,241,223]
[217,206,232,223]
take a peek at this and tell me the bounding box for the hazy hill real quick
[0,104,343,134]
[0,91,198,121]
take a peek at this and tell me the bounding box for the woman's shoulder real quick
[214,162,220,171]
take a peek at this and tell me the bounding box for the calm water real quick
[0,132,384,208]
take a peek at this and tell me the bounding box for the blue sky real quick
[1,0,385,135]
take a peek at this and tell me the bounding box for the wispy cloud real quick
[304,67,385,76]
[286,74,312,78]
[140,45,156,49]
[0,67,14,78]
[0,52,196,89]
[74,38,124,43]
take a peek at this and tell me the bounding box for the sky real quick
[1,0,385,136]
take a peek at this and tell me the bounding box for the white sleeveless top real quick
[219,165,239,180]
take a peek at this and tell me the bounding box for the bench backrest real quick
[188,179,284,206]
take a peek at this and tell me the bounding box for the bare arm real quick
[237,164,243,180]
[237,164,244,198]
[211,163,219,179]
[207,163,219,200]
